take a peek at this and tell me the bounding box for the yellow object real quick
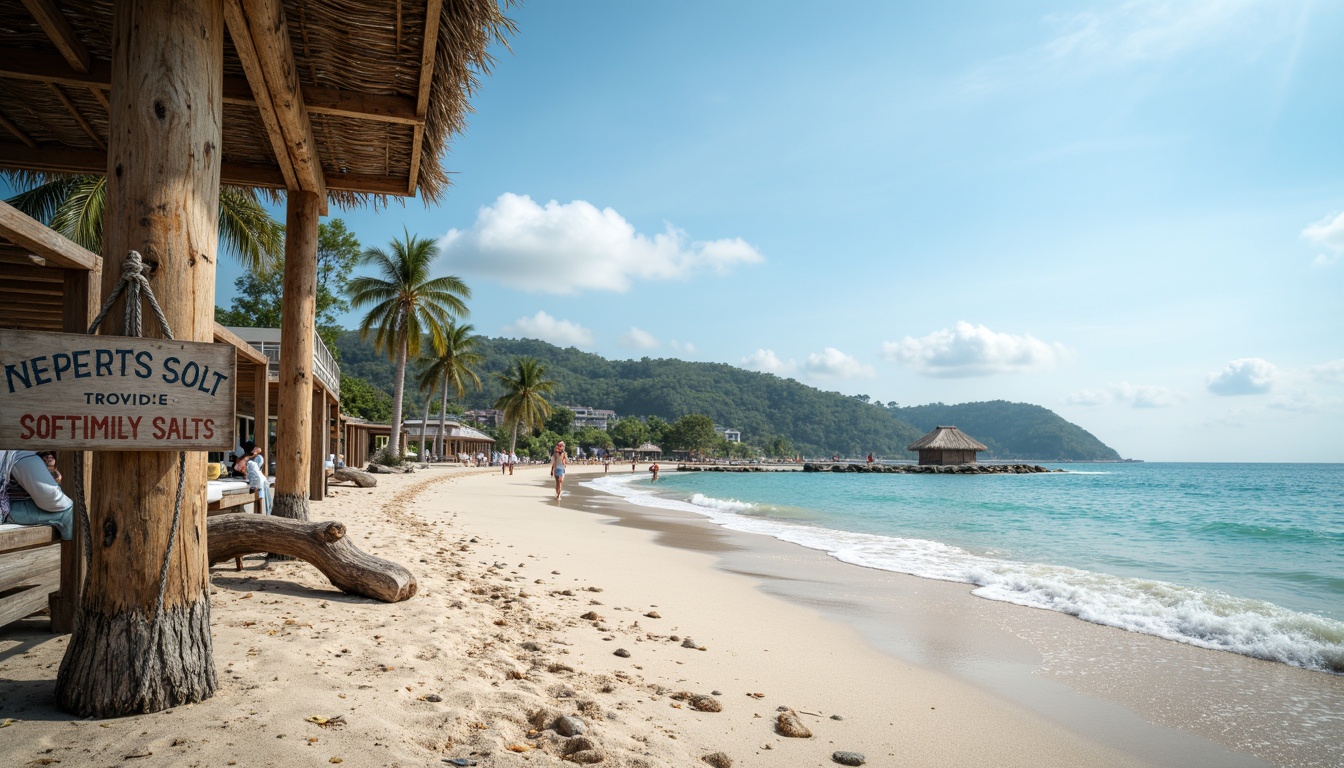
[207,462,222,480]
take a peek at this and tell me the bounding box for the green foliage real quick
[545,406,575,435]
[665,414,716,455]
[608,416,650,449]
[575,426,614,452]
[332,334,1122,460]
[371,447,405,466]
[339,374,393,422]
[897,401,1121,461]
[493,357,558,455]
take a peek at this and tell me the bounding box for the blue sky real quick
[217,0,1341,462]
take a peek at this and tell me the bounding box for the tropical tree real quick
[608,416,650,449]
[348,230,469,455]
[4,174,283,272]
[415,323,483,461]
[494,356,558,457]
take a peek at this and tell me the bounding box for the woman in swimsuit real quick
[551,441,568,500]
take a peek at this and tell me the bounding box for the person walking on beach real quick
[649,462,660,482]
[551,440,568,500]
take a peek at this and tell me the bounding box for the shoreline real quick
[0,464,1337,767]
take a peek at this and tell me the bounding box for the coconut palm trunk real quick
[437,380,450,461]
[419,390,432,465]
[389,337,408,456]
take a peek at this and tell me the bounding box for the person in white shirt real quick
[0,450,74,539]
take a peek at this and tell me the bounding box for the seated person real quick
[0,450,74,540]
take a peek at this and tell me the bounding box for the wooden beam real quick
[46,82,105,151]
[212,321,269,366]
[0,199,99,271]
[0,109,37,148]
[52,266,96,633]
[406,0,443,195]
[222,0,299,191]
[0,144,418,196]
[20,0,91,73]
[273,189,321,519]
[234,0,326,206]
[0,50,420,126]
[0,261,66,281]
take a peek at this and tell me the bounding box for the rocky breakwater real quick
[803,463,1061,474]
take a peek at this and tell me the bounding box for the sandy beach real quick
[2,464,1338,767]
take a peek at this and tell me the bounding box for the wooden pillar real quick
[253,361,269,455]
[56,0,222,717]
[51,267,97,634]
[308,391,328,501]
[272,190,320,520]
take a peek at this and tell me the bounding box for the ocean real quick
[585,463,1344,674]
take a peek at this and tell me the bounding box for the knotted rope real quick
[75,250,187,708]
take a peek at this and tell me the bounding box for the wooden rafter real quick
[0,109,37,148]
[233,0,327,207]
[223,0,299,190]
[0,144,416,196]
[0,199,100,271]
[20,0,90,73]
[0,50,421,126]
[46,82,104,151]
[406,0,443,195]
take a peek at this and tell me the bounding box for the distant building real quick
[906,426,987,466]
[463,408,504,427]
[713,424,742,443]
[567,405,617,430]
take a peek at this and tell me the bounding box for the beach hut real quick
[906,426,988,466]
[0,0,511,717]
[620,442,663,461]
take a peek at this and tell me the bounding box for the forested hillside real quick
[335,333,1124,460]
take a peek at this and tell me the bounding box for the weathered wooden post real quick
[55,0,223,716]
[273,190,320,520]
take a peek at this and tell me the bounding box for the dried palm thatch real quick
[0,0,516,208]
[906,426,989,452]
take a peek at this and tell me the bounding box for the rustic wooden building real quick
[907,426,988,466]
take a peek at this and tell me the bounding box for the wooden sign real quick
[0,329,236,451]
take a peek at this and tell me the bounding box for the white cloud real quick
[1310,358,1344,385]
[740,349,797,375]
[1302,210,1344,267]
[1067,382,1184,408]
[501,311,594,348]
[1206,358,1277,395]
[801,347,875,379]
[619,327,660,350]
[1041,1,1270,66]
[670,340,697,356]
[1268,392,1324,412]
[881,322,1071,377]
[438,193,763,294]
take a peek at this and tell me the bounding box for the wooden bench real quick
[0,523,61,629]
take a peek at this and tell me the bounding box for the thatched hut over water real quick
[907,425,987,466]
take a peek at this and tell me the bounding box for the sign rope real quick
[73,251,188,704]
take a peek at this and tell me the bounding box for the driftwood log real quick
[206,515,417,603]
[331,468,377,487]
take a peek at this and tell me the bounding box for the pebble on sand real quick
[702,751,733,768]
[613,648,631,658]
[832,751,866,766]
[644,611,661,618]
[775,709,813,738]
[554,715,587,737]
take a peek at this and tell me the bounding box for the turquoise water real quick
[586,463,1344,673]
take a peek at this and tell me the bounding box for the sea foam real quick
[583,473,1344,674]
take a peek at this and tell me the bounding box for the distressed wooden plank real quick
[0,109,38,148]
[406,0,443,195]
[223,0,299,191]
[0,199,99,271]
[0,330,237,451]
[47,82,105,151]
[0,525,61,555]
[20,0,91,73]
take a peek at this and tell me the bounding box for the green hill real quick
[335,333,1124,460]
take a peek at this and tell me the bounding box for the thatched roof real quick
[635,443,662,453]
[906,426,987,452]
[0,1,514,206]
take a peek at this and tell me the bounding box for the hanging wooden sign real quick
[0,329,236,451]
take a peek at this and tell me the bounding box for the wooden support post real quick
[309,391,328,502]
[55,0,222,717]
[253,360,269,454]
[273,190,320,520]
[50,267,96,634]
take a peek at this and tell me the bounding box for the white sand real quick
[0,464,1265,767]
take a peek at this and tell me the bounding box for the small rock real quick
[702,752,733,768]
[689,695,721,713]
[554,715,587,737]
[644,611,661,619]
[776,709,812,738]
[711,690,723,696]
[832,751,866,766]
[580,611,603,621]
[613,648,631,658]
[520,641,542,652]
[830,714,844,720]
[681,638,698,648]
[669,635,680,642]
[424,694,443,703]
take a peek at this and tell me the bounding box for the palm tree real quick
[348,230,469,456]
[494,356,558,457]
[415,323,483,462]
[3,173,283,272]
